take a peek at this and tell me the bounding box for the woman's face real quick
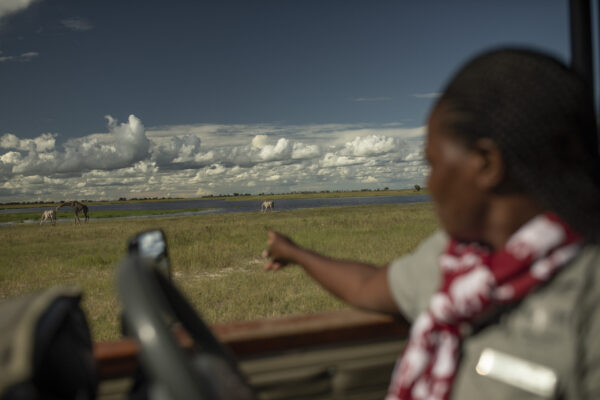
[425,104,488,241]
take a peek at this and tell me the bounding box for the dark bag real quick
[0,287,97,400]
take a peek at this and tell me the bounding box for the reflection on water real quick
[1,194,431,222]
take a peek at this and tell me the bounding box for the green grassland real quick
[0,202,437,342]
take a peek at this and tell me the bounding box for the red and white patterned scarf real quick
[386,213,582,400]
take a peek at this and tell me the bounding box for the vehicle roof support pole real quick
[569,0,599,153]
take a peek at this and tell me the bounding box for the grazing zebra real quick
[261,200,274,212]
[40,209,56,226]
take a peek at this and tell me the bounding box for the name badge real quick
[475,348,557,398]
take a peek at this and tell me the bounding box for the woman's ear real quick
[473,138,505,190]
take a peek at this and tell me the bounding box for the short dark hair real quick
[438,48,600,239]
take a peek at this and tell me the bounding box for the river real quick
[1,194,431,222]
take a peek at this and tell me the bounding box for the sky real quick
[0,0,570,202]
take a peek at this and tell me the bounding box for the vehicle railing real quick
[94,308,410,380]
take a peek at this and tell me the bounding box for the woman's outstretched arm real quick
[263,230,400,314]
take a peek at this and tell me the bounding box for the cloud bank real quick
[0,115,428,202]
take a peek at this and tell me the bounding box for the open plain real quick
[0,202,437,341]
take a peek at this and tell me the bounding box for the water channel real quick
[1,194,431,224]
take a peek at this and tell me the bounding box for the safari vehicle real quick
[1,1,598,399]
[105,230,410,399]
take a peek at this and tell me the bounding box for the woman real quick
[262,49,600,399]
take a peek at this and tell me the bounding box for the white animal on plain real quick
[40,209,56,226]
[261,200,275,212]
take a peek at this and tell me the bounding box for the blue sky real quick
[0,0,569,202]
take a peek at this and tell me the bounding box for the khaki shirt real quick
[387,230,600,399]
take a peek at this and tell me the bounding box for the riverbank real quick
[0,188,427,209]
[0,208,213,224]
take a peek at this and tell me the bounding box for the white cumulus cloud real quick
[292,142,320,159]
[0,151,22,164]
[320,153,357,168]
[0,120,429,202]
[259,138,291,161]
[58,114,150,172]
[361,176,378,183]
[0,114,150,178]
[405,150,422,161]
[251,134,268,149]
[152,134,201,165]
[0,132,55,152]
[344,135,397,156]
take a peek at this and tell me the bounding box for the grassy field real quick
[0,202,438,342]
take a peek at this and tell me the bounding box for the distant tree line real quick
[118,196,174,201]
